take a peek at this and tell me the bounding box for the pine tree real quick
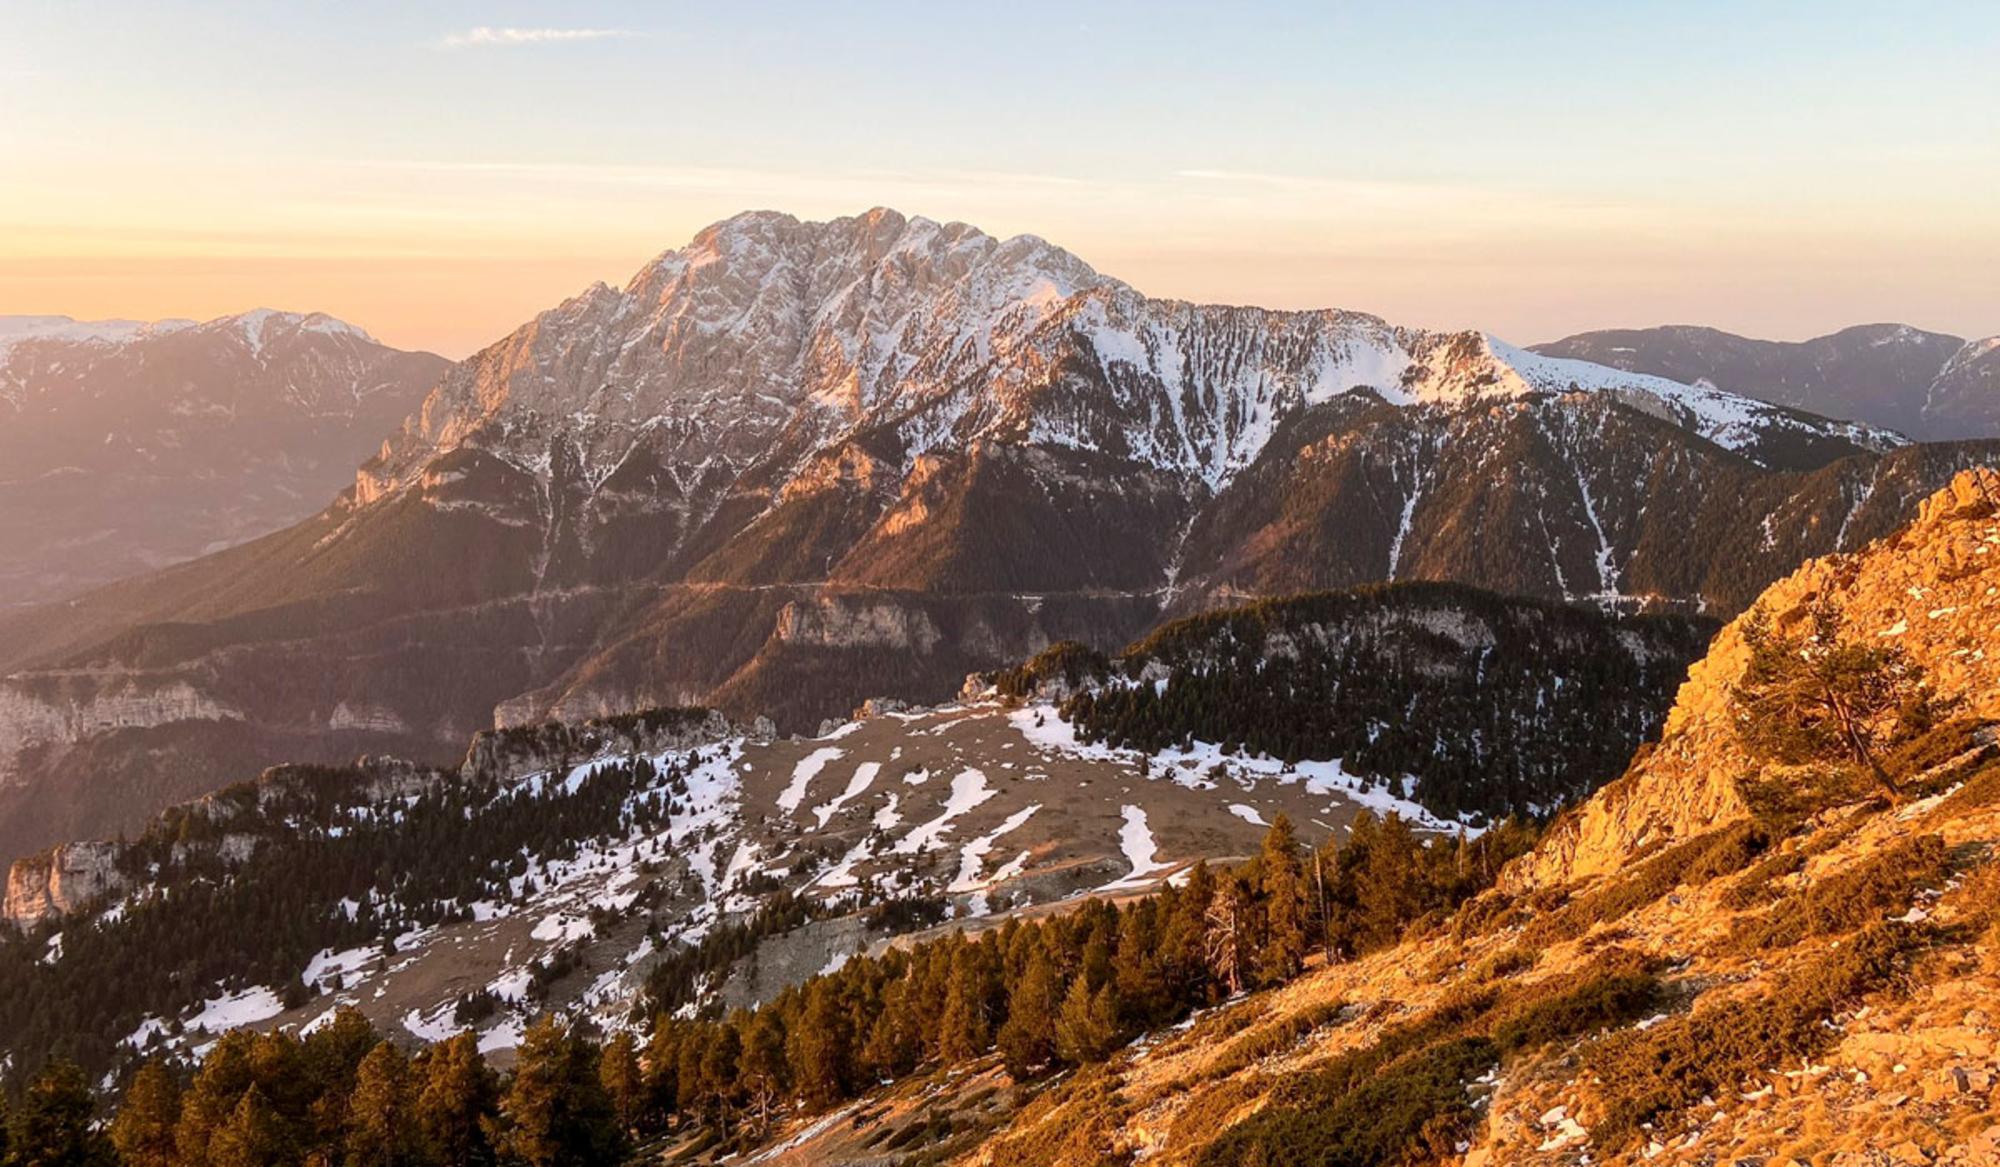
[639,1019,685,1129]
[413,1033,498,1167]
[735,1010,790,1133]
[207,1086,289,1167]
[7,1061,113,1167]
[175,1032,258,1167]
[1732,601,1947,798]
[696,1022,743,1130]
[343,1041,418,1167]
[111,1062,182,1167]
[936,948,991,1064]
[1053,977,1123,1065]
[789,979,853,1107]
[996,946,1061,1079]
[859,980,920,1080]
[1203,872,1252,997]
[498,1017,625,1167]
[1256,815,1308,985]
[1112,902,1169,1028]
[598,1032,645,1135]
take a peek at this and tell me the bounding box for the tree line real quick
[0,748,707,1081]
[6,811,1532,1166]
[1049,583,1710,820]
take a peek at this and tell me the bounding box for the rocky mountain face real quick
[1534,323,2000,441]
[0,210,1993,872]
[0,311,446,608]
[1512,465,2000,890]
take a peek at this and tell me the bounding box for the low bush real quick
[1726,834,1947,952]
[1720,847,1807,909]
[1588,921,1924,1148]
[1522,821,1774,946]
[1492,971,1659,1056]
[1196,955,1659,1166]
[1206,999,1348,1080]
[1927,760,2000,824]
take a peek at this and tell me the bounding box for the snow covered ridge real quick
[374,207,1899,501]
[0,309,376,364]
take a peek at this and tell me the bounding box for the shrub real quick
[1588,921,1923,1148]
[1522,821,1774,946]
[1926,760,2000,823]
[1492,971,1659,1056]
[1720,847,1807,910]
[1198,1036,1495,1167]
[1206,999,1348,1079]
[1726,834,1947,952]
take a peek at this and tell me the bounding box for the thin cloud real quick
[441,27,640,48]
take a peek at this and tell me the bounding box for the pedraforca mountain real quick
[1511,465,2000,890]
[0,209,1994,871]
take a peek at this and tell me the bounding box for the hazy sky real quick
[2,1,1995,358]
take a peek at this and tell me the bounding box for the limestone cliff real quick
[4,840,126,925]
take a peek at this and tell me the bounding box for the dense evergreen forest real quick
[1027,583,1713,820]
[0,812,1535,1167]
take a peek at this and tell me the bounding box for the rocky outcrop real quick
[1511,466,2000,889]
[4,841,126,926]
[459,706,762,783]
[0,677,241,785]
[774,596,944,652]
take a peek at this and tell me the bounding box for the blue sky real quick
[2,1,1994,356]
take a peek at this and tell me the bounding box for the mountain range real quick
[1534,322,2000,442]
[0,208,1995,874]
[0,311,445,608]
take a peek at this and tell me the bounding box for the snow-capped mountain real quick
[361,209,1896,509]
[0,310,446,607]
[0,210,1993,876]
[1533,322,2000,440]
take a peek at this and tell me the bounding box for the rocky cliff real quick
[1511,465,2000,890]
[4,840,126,925]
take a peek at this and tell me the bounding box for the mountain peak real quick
[200,308,378,350]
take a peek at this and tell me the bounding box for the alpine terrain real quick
[0,311,446,608]
[2,467,1997,1167]
[0,209,1993,875]
[1534,324,2000,442]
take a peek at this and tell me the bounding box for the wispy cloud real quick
[440,27,639,49]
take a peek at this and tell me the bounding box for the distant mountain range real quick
[0,208,1993,872]
[0,311,445,608]
[1534,322,2000,441]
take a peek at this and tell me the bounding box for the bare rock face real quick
[4,840,126,925]
[458,707,745,783]
[0,678,242,785]
[774,596,943,652]
[1512,466,2000,889]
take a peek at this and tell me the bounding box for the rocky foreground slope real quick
[0,209,1993,873]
